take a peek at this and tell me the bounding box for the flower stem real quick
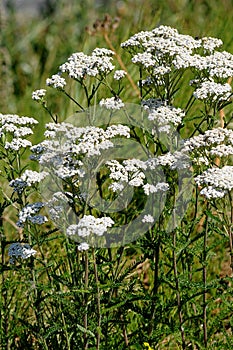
[203,208,208,348]
[92,248,101,350]
[84,251,89,349]
[173,229,186,349]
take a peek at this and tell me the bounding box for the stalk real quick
[173,229,186,349]
[203,208,208,348]
[84,251,89,350]
[92,248,101,350]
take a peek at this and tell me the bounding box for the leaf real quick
[76,324,95,337]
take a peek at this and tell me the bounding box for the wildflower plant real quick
[1,24,233,349]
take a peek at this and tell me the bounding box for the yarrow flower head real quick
[9,170,48,194]
[0,114,38,150]
[113,70,127,80]
[46,74,66,89]
[8,243,36,264]
[59,48,115,79]
[32,89,47,101]
[142,99,185,133]
[66,216,114,248]
[195,166,233,199]
[193,80,232,102]
[99,97,124,110]
[17,202,47,227]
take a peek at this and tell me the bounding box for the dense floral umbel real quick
[183,127,233,163]
[0,113,38,150]
[66,216,114,251]
[32,122,131,181]
[193,80,232,102]
[17,202,47,227]
[59,48,115,79]
[32,89,47,101]
[9,170,48,194]
[8,243,36,264]
[99,97,125,110]
[142,99,185,132]
[195,166,233,199]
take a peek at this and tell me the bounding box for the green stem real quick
[63,90,85,111]
[92,248,101,350]
[173,229,186,349]
[203,208,208,348]
[84,251,89,350]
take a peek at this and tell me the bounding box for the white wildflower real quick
[78,242,89,251]
[66,215,114,239]
[113,70,127,80]
[32,89,47,101]
[46,74,66,89]
[9,170,48,193]
[8,243,36,264]
[142,214,154,223]
[59,49,115,79]
[195,166,233,199]
[17,202,47,227]
[193,80,232,102]
[201,37,223,52]
[143,182,169,195]
[5,138,32,151]
[99,97,124,110]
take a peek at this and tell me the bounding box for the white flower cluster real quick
[46,74,66,89]
[9,170,48,194]
[113,70,127,80]
[184,128,233,159]
[59,48,115,79]
[66,215,114,250]
[31,123,130,181]
[201,37,223,52]
[156,151,190,170]
[142,99,185,132]
[121,25,200,55]
[193,80,232,102]
[0,114,38,151]
[32,89,47,101]
[121,25,233,93]
[195,166,233,199]
[99,97,125,110]
[8,243,36,264]
[143,182,169,195]
[121,25,203,82]
[106,158,170,196]
[46,191,73,222]
[106,159,147,190]
[17,202,47,227]
[142,214,154,223]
